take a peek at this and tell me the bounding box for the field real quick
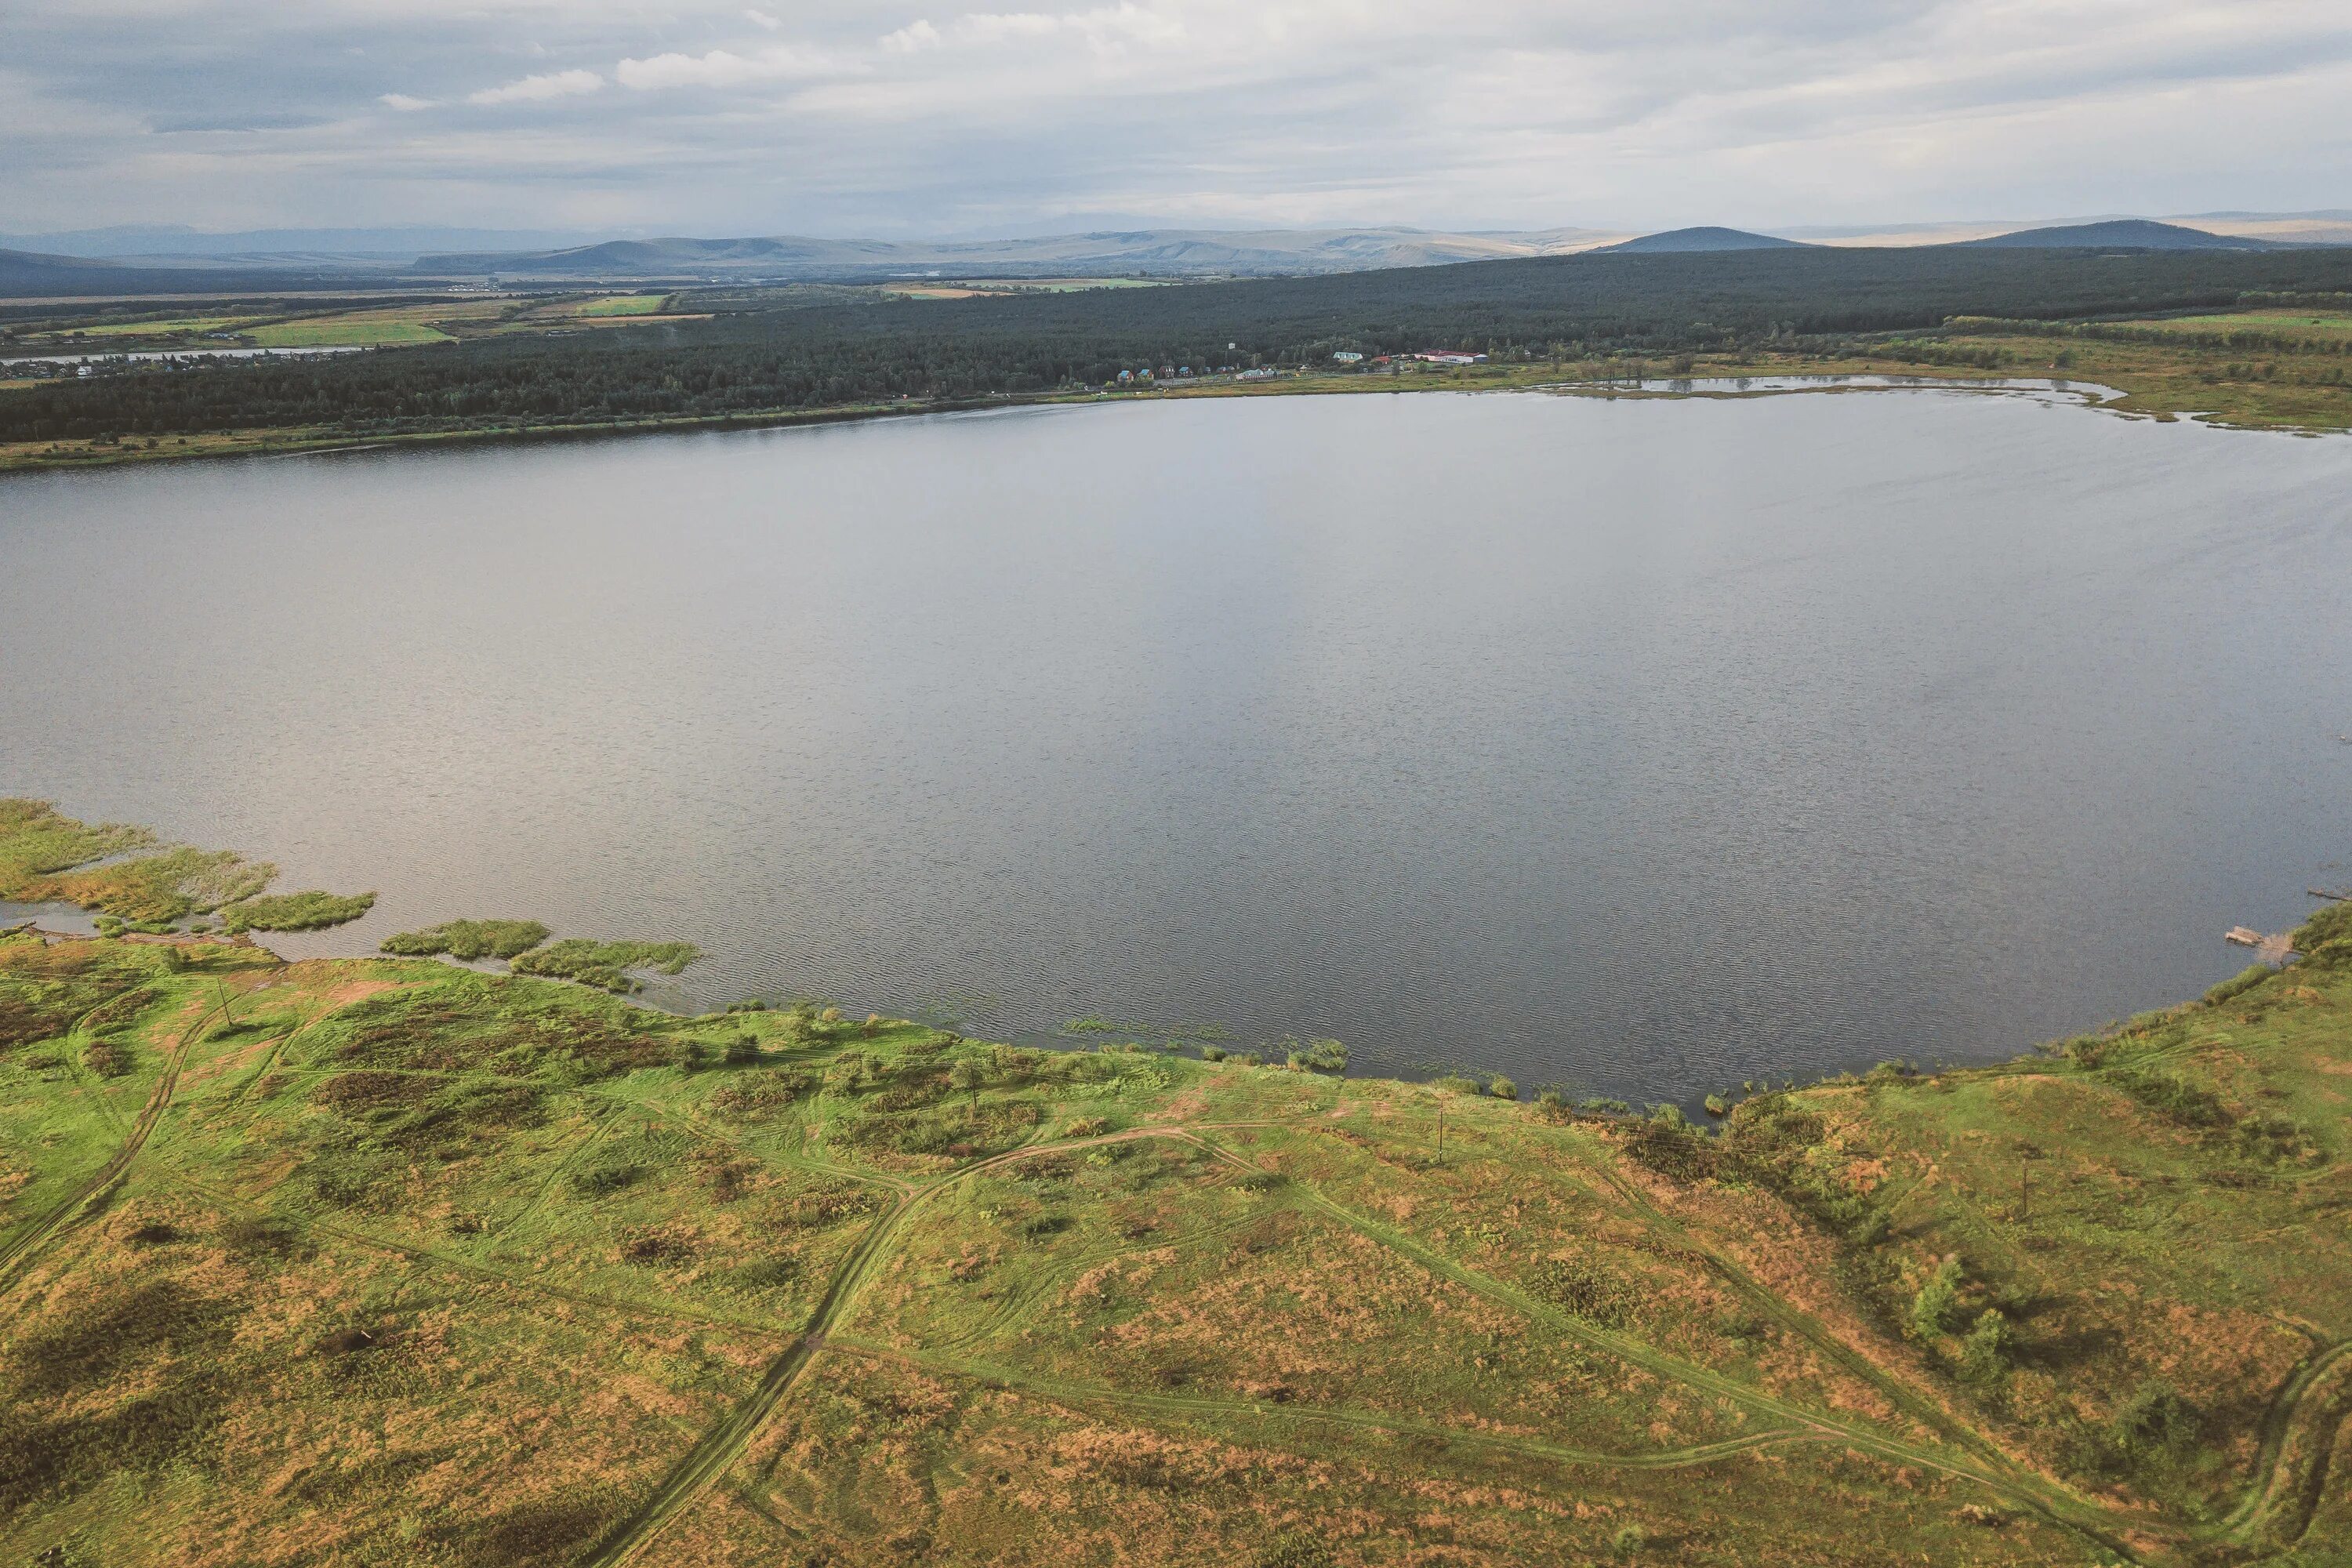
[246,315,456,347]
[557,295,672,318]
[880,278,1173,299]
[2119,310,2352,341]
[5,799,2351,1565]
[45,315,270,339]
[0,294,703,358]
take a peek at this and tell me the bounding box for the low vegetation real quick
[3,801,2350,1564]
[0,799,376,935]
[219,889,377,932]
[379,918,551,960]
[506,937,702,994]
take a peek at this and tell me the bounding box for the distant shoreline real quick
[0,357,2269,480]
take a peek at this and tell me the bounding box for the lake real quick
[3,387,2348,1102]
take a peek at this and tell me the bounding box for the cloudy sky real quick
[6,0,2350,238]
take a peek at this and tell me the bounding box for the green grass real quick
[567,294,670,318]
[46,315,269,339]
[379,918,550,961]
[2129,309,2352,339]
[0,798,154,897]
[245,318,454,347]
[507,937,702,993]
[219,890,377,933]
[0,797,379,931]
[4,803,2351,1565]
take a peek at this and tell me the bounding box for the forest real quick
[8,244,2352,444]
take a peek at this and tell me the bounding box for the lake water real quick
[3,389,2348,1102]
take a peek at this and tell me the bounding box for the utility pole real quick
[1436,1098,1445,1164]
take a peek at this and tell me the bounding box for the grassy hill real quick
[4,800,2350,1565]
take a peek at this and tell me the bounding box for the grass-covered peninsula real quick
[4,800,2351,1566]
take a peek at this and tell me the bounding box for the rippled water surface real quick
[4,389,2349,1099]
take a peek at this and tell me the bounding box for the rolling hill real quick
[1595,227,1810,254]
[1962,220,2284,252]
[409,227,1625,281]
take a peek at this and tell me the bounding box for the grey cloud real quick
[0,0,2347,234]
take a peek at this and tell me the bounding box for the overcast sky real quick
[6,0,2350,238]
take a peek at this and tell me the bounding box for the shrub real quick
[2111,1381,2200,1460]
[2233,1112,2318,1164]
[709,1072,814,1115]
[1612,1523,1648,1554]
[1702,1094,1730,1117]
[83,1039,133,1077]
[570,1160,644,1197]
[1200,1045,1227,1062]
[2110,1065,2230,1129]
[1624,1116,1713,1182]
[1287,1038,1348,1073]
[1487,1076,1519,1102]
[731,1257,797,1290]
[722,1035,761,1065]
[1432,1074,1483,1097]
[1536,1253,1628,1325]
[1960,1308,2013,1381]
[1911,1258,1965,1338]
[893,1118,960,1155]
[1253,1534,1333,1568]
[2203,964,2271,1006]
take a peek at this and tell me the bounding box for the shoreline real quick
[0,904,2303,1122]
[5,353,2336,480]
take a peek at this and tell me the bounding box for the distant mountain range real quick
[406,227,1625,280]
[0,245,412,299]
[2,213,2344,298]
[369,216,2347,279]
[5,225,614,263]
[1585,220,2289,256]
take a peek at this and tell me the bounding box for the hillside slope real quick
[1596,227,1809,254]
[1964,220,2283,251]
[3,801,2350,1565]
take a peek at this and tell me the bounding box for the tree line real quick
[9,245,2352,443]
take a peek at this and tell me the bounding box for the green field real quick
[48,315,268,339]
[564,294,670,318]
[5,797,2352,1564]
[2124,309,2352,339]
[246,316,455,347]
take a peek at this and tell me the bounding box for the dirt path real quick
[2206,1337,2352,1553]
[575,1123,2147,1566]
[0,991,223,1285]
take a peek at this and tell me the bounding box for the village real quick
[1107,347,1487,388]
